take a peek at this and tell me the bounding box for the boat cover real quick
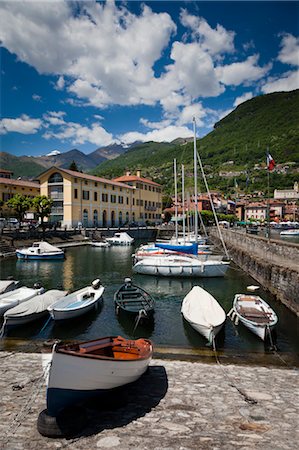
[4,290,67,318]
[0,280,19,295]
[32,242,63,253]
[181,286,226,327]
[155,242,198,255]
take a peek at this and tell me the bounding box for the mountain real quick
[0,152,45,179]
[89,144,128,163]
[92,90,299,195]
[33,148,105,171]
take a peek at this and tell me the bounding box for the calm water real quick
[1,243,298,358]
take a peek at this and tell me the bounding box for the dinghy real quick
[16,241,64,260]
[91,241,110,248]
[133,255,230,278]
[47,279,104,320]
[45,335,153,416]
[0,284,44,316]
[181,286,226,344]
[3,289,67,328]
[230,294,278,341]
[114,278,155,321]
[105,232,134,246]
[0,279,20,295]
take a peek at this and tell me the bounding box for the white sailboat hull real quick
[133,256,230,278]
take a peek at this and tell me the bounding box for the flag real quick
[267,152,275,171]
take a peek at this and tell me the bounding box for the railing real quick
[145,206,157,211]
[50,207,64,214]
[49,192,64,199]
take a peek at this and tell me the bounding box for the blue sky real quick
[0,1,298,157]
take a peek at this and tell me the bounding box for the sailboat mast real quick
[182,164,185,243]
[174,159,178,242]
[193,117,198,243]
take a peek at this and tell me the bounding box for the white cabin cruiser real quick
[105,232,134,246]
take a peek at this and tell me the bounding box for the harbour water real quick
[0,243,298,360]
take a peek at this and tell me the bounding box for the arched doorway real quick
[111,211,115,227]
[119,211,123,226]
[93,210,98,227]
[83,209,88,227]
[102,210,107,227]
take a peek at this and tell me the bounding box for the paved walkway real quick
[0,351,298,449]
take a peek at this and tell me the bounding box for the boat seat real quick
[120,292,141,300]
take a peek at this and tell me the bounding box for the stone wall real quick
[210,228,299,316]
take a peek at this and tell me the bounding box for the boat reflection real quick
[116,309,155,339]
[182,317,226,349]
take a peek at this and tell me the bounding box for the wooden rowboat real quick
[114,278,155,321]
[230,294,278,341]
[45,335,153,417]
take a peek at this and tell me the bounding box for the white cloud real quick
[261,70,299,94]
[32,94,42,102]
[233,92,254,107]
[119,125,193,145]
[180,10,235,56]
[278,33,299,67]
[43,120,115,147]
[216,54,272,86]
[0,114,42,135]
[55,76,65,90]
[176,103,206,126]
[140,118,172,129]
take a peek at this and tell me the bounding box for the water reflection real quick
[1,245,298,359]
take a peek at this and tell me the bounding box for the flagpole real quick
[266,147,271,240]
[174,159,178,242]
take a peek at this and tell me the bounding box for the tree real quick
[68,160,79,171]
[6,194,32,222]
[31,195,53,227]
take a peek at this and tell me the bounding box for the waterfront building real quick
[0,169,13,179]
[0,176,40,203]
[38,167,162,228]
[274,182,299,200]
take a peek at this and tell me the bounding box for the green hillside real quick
[0,152,45,179]
[92,90,299,195]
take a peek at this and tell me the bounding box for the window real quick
[84,180,88,185]
[132,198,135,206]
[149,186,152,191]
[144,185,147,190]
[82,190,89,200]
[111,194,116,203]
[140,199,143,206]
[104,184,107,189]
[48,172,63,183]
[112,185,115,190]
[94,192,98,201]
[118,196,123,204]
[95,182,98,187]
[126,197,129,205]
[102,193,108,202]
[74,188,78,199]
[74,178,77,183]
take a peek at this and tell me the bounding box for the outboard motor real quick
[33,282,42,289]
[91,279,101,290]
[124,277,132,288]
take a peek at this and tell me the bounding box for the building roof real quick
[113,175,161,187]
[36,167,134,189]
[0,169,13,174]
[0,177,40,188]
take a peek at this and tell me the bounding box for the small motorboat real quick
[105,232,134,246]
[91,241,110,248]
[3,289,67,328]
[280,229,299,236]
[44,336,153,417]
[16,241,65,260]
[229,294,278,341]
[0,279,20,295]
[47,279,104,320]
[181,286,226,344]
[0,284,44,316]
[114,278,155,321]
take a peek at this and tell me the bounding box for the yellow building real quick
[113,170,162,224]
[0,177,40,203]
[37,167,162,228]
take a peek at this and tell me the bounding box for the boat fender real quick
[37,406,87,438]
[234,316,239,326]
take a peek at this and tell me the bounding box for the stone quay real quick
[0,351,298,449]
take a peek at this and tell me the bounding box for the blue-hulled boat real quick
[16,241,64,260]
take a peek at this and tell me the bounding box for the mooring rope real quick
[2,360,51,445]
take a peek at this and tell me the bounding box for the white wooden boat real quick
[0,285,44,316]
[230,294,278,341]
[0,279,20,295]
[45,336,153,416]
[16,241,64,260]
[3,289,67,327]
[133,255,230,278]
[91,241,110,248]
[105,232,134,246]
[181,286,226,343]
[47,279,104,320]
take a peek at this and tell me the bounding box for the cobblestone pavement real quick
[0,351,298,449]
